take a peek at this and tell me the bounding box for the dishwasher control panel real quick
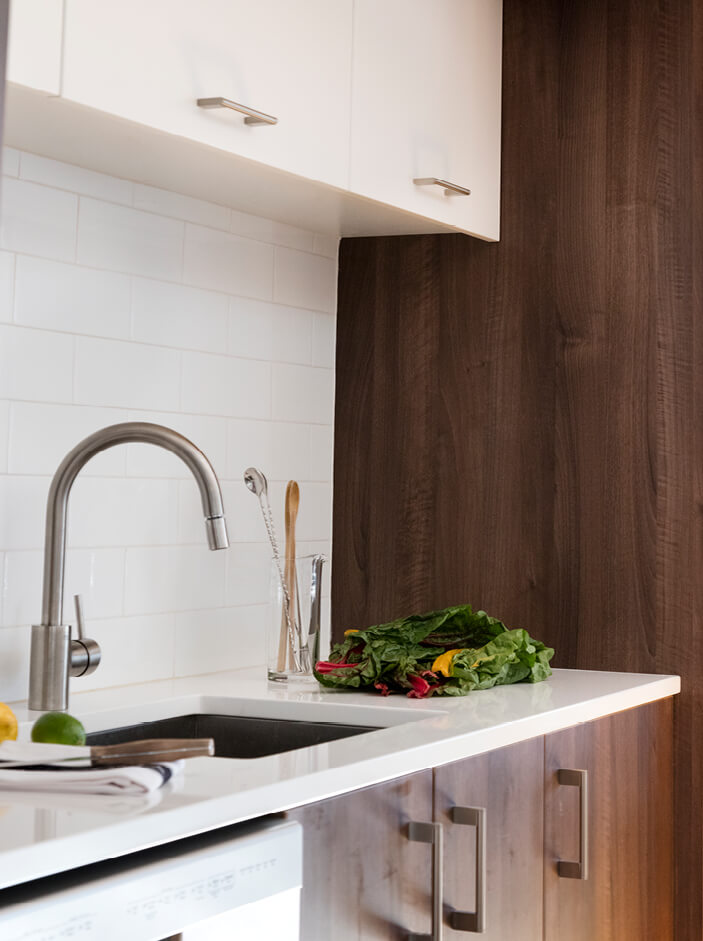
[0,818,302,941]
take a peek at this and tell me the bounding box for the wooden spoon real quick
[277,480,300,672]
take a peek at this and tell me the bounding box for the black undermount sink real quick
[87,713,381,759]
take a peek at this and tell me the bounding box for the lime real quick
[31,711,86,746]
[0,703,18,742]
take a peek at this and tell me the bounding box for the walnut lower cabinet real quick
[289,699,674,940]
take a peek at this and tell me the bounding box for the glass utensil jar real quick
[268,553,327,683]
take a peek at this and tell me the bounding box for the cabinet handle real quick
[413,177,472,197]
[197,97,278,126]
[407,821,444,941]
[449,806,486,933]
[557,769,589,880]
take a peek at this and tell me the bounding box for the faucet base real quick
[29,624,70,712]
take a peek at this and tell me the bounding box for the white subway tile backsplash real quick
[183,223,273,299]
[271,305,313,365]
[312,311,336,368]
[310,425,334,481]
[124,545,226,615]
[228,297,274,360]
[181,351,270,418]
[8,402,127,476]
[0,401,8,473]
[3,148,20,178]
[20,154,133,206]
[0,476,50,551]
[0,325,74,403]
[2,548,125,627]
[0,149,336,699]
[131,278,228,353]
[1,551,40,626]
[133,184,230,231]
[174,605,266,676]
[14,256,131,338]
[229,211,316,253]
[79,613,176,691]
[272,363,335,425]
[74,336,181,410]
[226,418,274,483]
[0,627,31,703]
[225,543,272,608]
[68,477,179,548]
[1,177,77,262]
[270,422,311,482]
[0,251,15,322]
[312,234,340,259]
[77,198,184,281]
[274,246,337,313]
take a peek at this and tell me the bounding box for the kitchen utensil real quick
[278,481,301,672]
[244,467,295,644]
[0,738,215,768]
[306,553,326,665]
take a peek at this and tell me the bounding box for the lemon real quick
[31,711,86,746]
[0,703,18,742]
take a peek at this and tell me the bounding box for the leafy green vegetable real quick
[314,604,554,698]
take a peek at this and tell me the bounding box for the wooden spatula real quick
[277,480,300,672]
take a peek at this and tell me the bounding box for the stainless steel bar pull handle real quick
[407,821,443,941]
[557,769,589,880]
[413,177,471,197]
[197,97,278,126]
[449,806,487,933]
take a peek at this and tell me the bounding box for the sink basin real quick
[86,713,381,759]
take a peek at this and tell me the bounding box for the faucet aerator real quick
[206,516,230,550]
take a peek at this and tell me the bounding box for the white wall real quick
[0,148,337,703]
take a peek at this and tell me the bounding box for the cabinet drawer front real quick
[544,701,674,941]
[62,0,352,188]
[350,0,503,240]
[434,737,544,940]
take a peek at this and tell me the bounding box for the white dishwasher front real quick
[0,817,302,941]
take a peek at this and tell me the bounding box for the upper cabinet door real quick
[350,0,503,240]
[61,0,353,188]
[7,0,63,94]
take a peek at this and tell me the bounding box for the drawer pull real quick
[197,97,278,126]
[449,806,486,933]
[413,177,471,197]
[407,821,443,941]
[557,768,589,880]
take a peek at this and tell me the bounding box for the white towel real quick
[0,741,183,795]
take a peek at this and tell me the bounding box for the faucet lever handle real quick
[73,594,86,640]
[70,594,101,678]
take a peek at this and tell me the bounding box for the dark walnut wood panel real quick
[288,771,433,941]
[433,737,544,941]
[544,699,674,941]
[333,0,700,936]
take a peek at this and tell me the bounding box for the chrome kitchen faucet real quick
[28,422,229,712]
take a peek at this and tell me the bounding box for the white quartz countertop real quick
[0,666,680,891]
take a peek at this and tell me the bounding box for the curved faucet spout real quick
[41,422,229,627]
[30,422,229,711]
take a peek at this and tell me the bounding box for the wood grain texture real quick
[433,737,544,940]
[332,1,699,935]
[544,700,674,940]
[288,771,433,940]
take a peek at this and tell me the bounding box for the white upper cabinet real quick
[7,0,63,94]
[349,0,503,240]
[4,1,503,238]
[61,0,354,188]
